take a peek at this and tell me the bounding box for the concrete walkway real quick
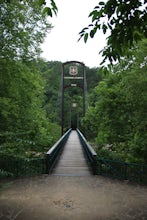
[52,130,91,176]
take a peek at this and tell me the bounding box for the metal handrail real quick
[0,131,33,137]
[46,129,72,174]
[0,157,46,177]
[96,157,147,184]
[76,129,97,174]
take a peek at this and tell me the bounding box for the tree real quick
[0,1,61,160]
[0,59,62,156]
[0,0,52,60]
[83,39,147,163]
[79,0,147,64]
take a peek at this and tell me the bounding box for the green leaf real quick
[42,7,48,15]
[94,6,100,10]
[90,30,95,38]
[99,2,105,6]
[47,8,53,17]
[88,24,93,28]
[102,24,107,34]
[51,0,58,11]
[43,7,52,17]
[52,7,57,16]
[90,27,97,38]
[89,10,98,18]
[79,30,84,35]
[84,33,89,43]
[38,0,46,7]
[51,0,58,15]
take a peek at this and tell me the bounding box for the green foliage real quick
[0,157,46,178]
[0,59,61,158]
[36,60,62,123]
[0,169,13,178]
[42,0,58,16]
[96,147,124,161]
[0,0,52,60]
[86,67,102,93]
[0,0,61,162]
[83,39,147,163]
[79,0,146,64]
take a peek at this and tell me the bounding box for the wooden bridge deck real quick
[52,130,92,176]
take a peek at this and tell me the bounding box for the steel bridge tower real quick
[61,61,86,135]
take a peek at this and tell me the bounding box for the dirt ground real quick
[0,175,147,220]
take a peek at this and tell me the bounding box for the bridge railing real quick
[76,129,97,174]
[46,128,72,174]
[0,156,46,178]
[96,158,147,184]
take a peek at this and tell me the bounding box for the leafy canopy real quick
[79,0,147,64]
[82,39,147,163]
[0,0,60,158]
[0,0,52,60]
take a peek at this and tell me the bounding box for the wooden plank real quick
[51,130,92,176]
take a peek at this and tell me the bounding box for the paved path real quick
[0,175,147,220]
[52,130,91,176]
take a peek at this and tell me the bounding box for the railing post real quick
[93,155,97,175]
[45,154,50,174]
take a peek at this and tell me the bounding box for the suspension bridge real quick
[45,61,96,176]
[0,61,146,182]
[46,129,96,176]
[51,130,91,176]
[45,60,147,181]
